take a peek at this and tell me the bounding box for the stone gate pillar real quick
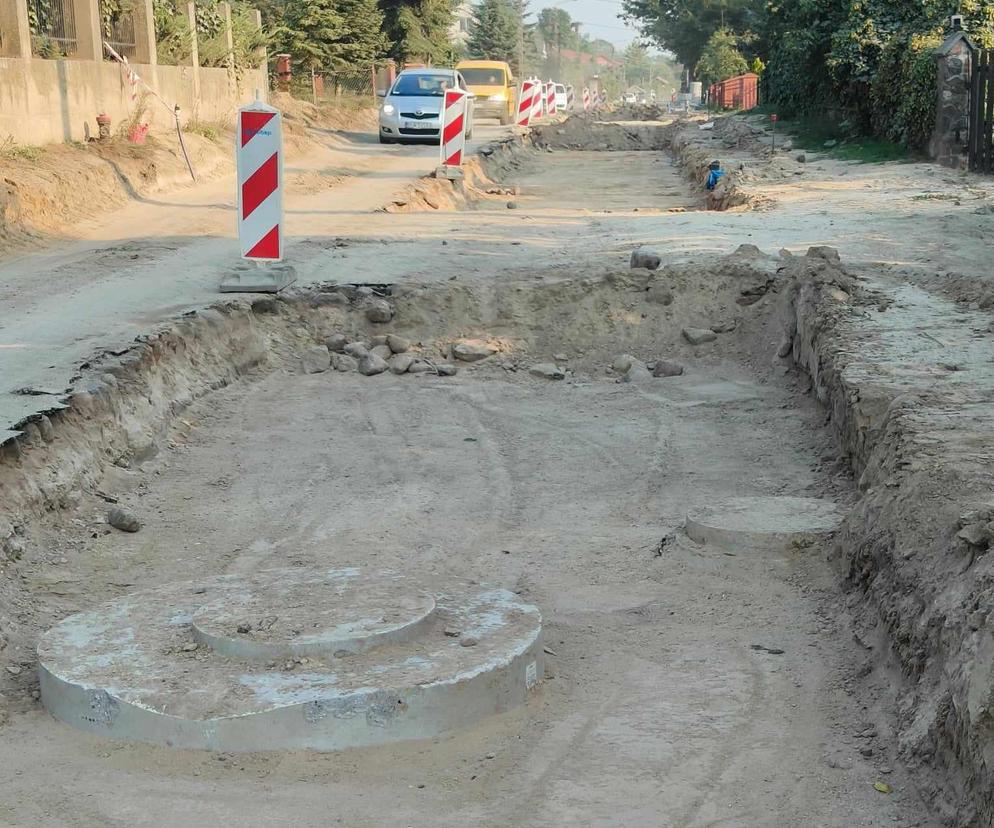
[932,30,974,169]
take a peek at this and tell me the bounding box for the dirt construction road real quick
[6,110,992,826]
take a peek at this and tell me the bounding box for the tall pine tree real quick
[381,0,457,65]
[467,0,518,68]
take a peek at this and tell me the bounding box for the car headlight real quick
[381,104,395,115]
[487,94,506,102]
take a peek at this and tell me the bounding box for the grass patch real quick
[0,136,42,162]
[758,112,912,163]
[184,119,224,142]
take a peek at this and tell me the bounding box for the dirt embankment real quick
[0,94,377,256]
[781,250,994,826]
[383,135,536,213]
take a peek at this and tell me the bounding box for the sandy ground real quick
[1,360,932,827]
[5,111,992,825]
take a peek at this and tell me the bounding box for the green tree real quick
[267,0,343,68]
[381,0,457,64]
[622,0,762,71]
[467,0,520,67]
[537,7,578,52]
[695,27,748,86]
[623,41,652,86]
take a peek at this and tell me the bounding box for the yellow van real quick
[456,60,515,124]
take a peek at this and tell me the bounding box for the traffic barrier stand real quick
[530,77,544,122]
[582,87,591,111]
[566,85,575,111]
[436,87,469,180]
[517,80,536,128]
[546,82,558,117]
[220,96,296,293]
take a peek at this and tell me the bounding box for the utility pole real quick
[517,0,524,77]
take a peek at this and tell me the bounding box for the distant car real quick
[456,59,515,125]
[554,83,568,111]
[378,68,475,145]
[622,92,637,104]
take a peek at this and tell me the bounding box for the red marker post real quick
[771,113,778,154]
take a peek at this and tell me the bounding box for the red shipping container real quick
[708,73,759,110]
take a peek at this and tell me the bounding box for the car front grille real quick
[400,112,438,120]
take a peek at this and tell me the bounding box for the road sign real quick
[440,88,469,168]
[236,100,283,261]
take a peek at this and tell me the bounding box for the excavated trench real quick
[0,115,984,825]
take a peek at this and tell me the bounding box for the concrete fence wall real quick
[0,57,266,145]
[0,0,266,146]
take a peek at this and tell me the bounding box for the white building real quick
[450,1,475,48]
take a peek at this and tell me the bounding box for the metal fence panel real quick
[28,0,77,57]
[100,0,137,60]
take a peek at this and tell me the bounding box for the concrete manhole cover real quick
[685,496,842,550]
[38,568,543,752]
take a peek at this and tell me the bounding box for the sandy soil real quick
[6,109,994,825]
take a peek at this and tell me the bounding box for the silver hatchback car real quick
[378,68,475,145]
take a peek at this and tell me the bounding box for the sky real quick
[539,0,643,51]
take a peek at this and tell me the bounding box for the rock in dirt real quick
[370,344,393,361]
[612,354,636,374]
[358,353,389,376]
[452,340,498,362]
[807,246,841,264]
[407,361,431,374]
[325,333,348,353]
[710,321,737,334]
[622,361,653,384]
[331,353,358,372]
[37,415,55,444]
[369,335,389,347]
[387,334,410,354]
[630,248,662,270]
[436,363,458,377]
[301,346,331,374]
[389,353,416,375]
[646,284,674,306]
[777,337,793,358]
[250,297,280,315]
[343,342,368,358]
[108,507,142,533]
[682,328,718,345]
[506,202,518,210]
[652,360,684,378]
[795,153,807,163]
[365,299,395,324]
[529,363,565,380]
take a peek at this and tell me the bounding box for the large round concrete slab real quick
[685,496,842,550]
[37,568,543,752]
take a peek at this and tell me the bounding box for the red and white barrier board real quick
[517,80,536,127]
[439,88,469,167]
[546,82,557,116]
[566,85,575,111]
[237,101,283,261]
[582,87,591,111]
[530,77,543,121]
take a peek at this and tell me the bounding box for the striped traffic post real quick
[582,87,591,111]
[439,87,469,169]
[531,77,543,121]
[237,100,283,261]
[566,85,575,111]
[546,82,557,117]
[517,80,536,127]
[220,95,295,292]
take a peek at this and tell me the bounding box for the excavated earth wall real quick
[783,253,994,826]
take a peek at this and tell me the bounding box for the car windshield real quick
[461,68,506,86]
[391,73,452,96]
[555,85,566,93]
